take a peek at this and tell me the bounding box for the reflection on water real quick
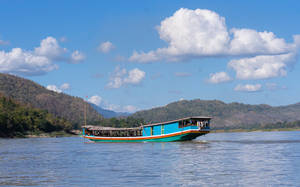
[0,131,300,186]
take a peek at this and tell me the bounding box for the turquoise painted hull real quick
[84,131,209,143]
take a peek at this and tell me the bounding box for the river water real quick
[1,131,300,186]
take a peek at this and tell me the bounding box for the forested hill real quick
[0,73,102,128]
[0,94,72,137]
[131,99,300,129]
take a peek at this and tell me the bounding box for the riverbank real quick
[25,131,79,138]
[212,128,300,133]
[0,130,81,138]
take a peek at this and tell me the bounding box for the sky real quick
[0,0,300,113]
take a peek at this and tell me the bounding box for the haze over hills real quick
[1,73,300,131]
[131,99,300,129]
[90,103,130,118]
[0,73,103,128]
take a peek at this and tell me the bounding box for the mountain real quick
[0,93,72,137]
[91,103,130,118]
[0,73,103,128]
[131,99,300,129]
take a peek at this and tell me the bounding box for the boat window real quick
[179,120,193,128]
[197,119,210,128]
[161,125,164,134]
[179,119,210,128]
[150,126,153,136]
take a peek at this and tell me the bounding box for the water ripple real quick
[0,131,300,186]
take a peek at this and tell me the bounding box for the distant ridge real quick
[90,103,130,118]
[131,99,300,129]
[0,73,103,128]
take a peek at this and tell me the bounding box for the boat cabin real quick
[83,116,211,138]
[142,116,211,136]
[83,126,143,137]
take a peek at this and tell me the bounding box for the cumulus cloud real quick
[124,68,146,84]
[229,28,292,56]
[98,41,115,53]
[60,83,70,90]
[107,66,145,88]
[88,95,103,106]
[34,37,67,59]
[130,8,298,63]
[46,83,70,93]
[0,48,58,76]
[129,8,300,81]
[46,85,62,93]
[71,50,85,63]
[0,36,84,76]
[234,84,262,92]
[208,72,232,84]
[228,52,296,80]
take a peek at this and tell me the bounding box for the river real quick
[1,131,300,186]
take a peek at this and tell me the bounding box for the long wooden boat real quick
[82,116,211,142]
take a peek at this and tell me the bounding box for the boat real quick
[82,116,211,142]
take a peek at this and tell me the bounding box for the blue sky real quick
[0,0,300,112]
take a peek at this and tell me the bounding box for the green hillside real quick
[0,73,103,128]
[131,99,300,129]
[0,94,72,137]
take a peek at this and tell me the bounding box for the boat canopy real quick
[83,125,143,137]
[143,116,211,127]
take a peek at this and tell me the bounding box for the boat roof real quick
[143,116,211,127]
[83,125,142,131]
[83,116,211,130]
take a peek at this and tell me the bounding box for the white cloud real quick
[46,83,70,93]
[34,37,67,59]
[208,71,231,84]
[229,28,291,56]
[0,36,84,76]
[60,83,70,90]
[228,52,296,80]
[71,50,85,63]
[107,66,145,88]
[46,85,62,93]
[234,84,262,92]
[129,8,298,64]
[174,72,191,77]
[0,48,58,76]
[88,95,103,106]
[98,41,114,53]
[124,68,146,84]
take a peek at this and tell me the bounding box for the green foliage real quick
[89,116,145,128]
[0,73,103,129]
[0,94,72,137]
[131,99,300,129]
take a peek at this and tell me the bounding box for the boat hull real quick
[84,129,209,142]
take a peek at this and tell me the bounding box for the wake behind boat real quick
[82,116,211,142]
